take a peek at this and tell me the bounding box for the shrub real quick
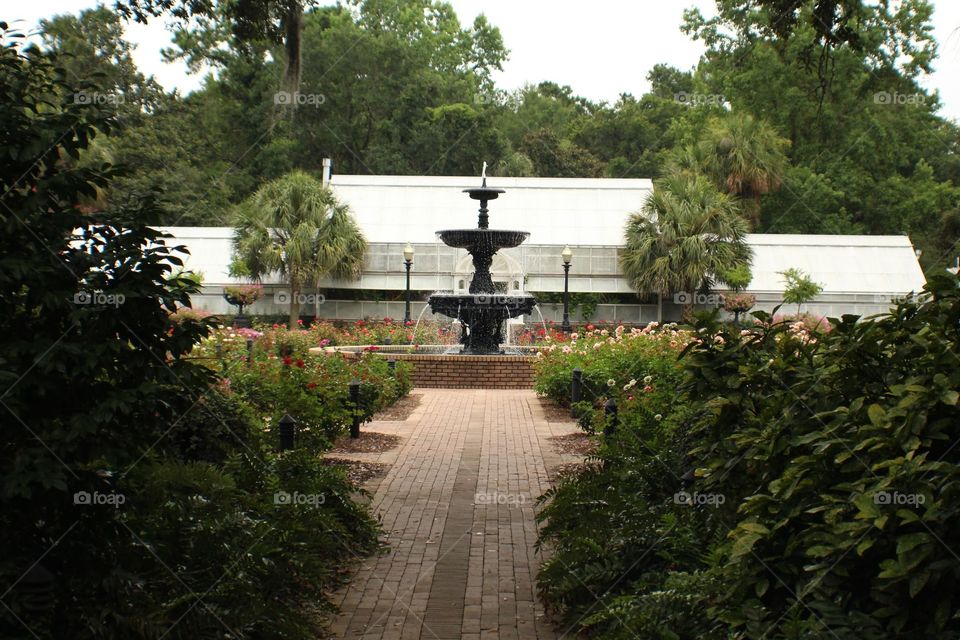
[535,277,960,639]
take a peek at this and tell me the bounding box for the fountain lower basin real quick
[427,293,537,318]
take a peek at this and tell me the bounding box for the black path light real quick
[561,245,573,334]
[603,397,618,437]
[278,414,296,450]
[403,242,414,325]
[570,368,583,418]
[349,379,361,439]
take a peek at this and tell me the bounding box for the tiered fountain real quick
[427,170,537,354]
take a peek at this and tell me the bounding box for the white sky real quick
[10,0,960,121]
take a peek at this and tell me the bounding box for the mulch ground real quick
[548,462,593,482]
[547,432,597,456]
[538,396,574,423]
[322,458,391,485]
[330,431,403,454]
[373,393,422,421]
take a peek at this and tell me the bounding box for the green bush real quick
[0,30,379,639]
[536,277,960,639]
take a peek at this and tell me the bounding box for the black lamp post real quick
[561,245,573,333]
[403,242,414,325]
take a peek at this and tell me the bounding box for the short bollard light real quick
[349,379,361,439]
[387,359,396,372]
[278,413,296,450]
[570,368,583,418]
[603,397,618,436]
[246,337,254,362]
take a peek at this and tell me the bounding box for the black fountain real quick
[427,168,537,354]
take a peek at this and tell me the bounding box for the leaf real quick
[896,532,932,555]
[867,404,886,427]
[909,571,930,597]
[731,532,763,559]
[940,389,958,406]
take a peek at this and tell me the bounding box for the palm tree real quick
[234,171,367,326]
[701,112,790,223]
[620,172,752,318]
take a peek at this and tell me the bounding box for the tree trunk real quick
[274,1,303,126]
[288,283,301,328]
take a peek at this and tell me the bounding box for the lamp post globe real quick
[561,246,573,333]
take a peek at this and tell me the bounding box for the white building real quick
[161,174,927,324]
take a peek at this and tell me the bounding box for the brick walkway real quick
[329,389,579,640]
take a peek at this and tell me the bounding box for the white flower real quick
[607,378,616,387]
[643,375,652,384]
[593,342,603,350]
[654,414,663,421]
[600,329,609,336]
[570,332,579,340]
[623,379,636,391]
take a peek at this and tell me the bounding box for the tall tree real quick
[234,171,366,326]
[620,172,751,317]
[703,112,790,223]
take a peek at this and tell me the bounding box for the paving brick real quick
[331,389,565,639]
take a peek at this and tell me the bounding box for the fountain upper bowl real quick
[437,229,530,249]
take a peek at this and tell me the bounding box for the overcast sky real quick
[12,0,960,121]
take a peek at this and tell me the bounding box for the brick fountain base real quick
[312,347,538,389]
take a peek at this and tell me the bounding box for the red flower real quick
[405,320,412,326]
[295,359,305,368]
[537,328,546,336]
[307,382,317,389]
[296,319,303,325]
[643,385,653,393]
[282,356,293,366]
[586,324,595,331]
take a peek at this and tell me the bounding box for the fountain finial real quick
[481,161,487,187]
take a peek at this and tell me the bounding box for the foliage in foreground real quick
[535,277,960,639]
[0,30,386,639]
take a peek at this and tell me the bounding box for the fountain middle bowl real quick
[438,229,530,250]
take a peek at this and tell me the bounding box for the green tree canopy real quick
[620,172,752,315]
[234,170,367,325]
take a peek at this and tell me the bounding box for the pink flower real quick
[643,385,653,393]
